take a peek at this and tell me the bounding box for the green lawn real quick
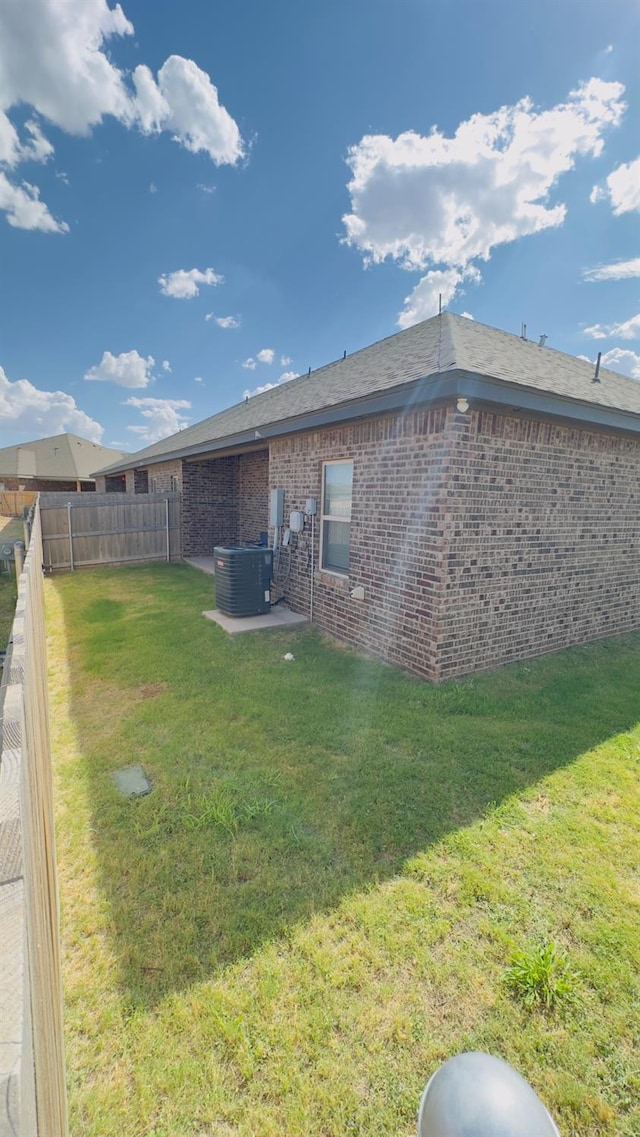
[46,563,640,1136]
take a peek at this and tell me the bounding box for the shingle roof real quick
[95,313,640,475]
[0,433,128,481]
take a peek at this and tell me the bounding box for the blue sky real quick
[1,0,639,452]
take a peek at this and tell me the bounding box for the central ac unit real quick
[213,546,273,617]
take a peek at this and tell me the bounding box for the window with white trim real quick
[320,460,353,574]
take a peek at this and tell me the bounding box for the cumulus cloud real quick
[194,376,204,383]
[600,348,640,378]
[0,363,103,441]
[159,267,223,299]
[584,313,640,340]
[242,357,256,370]
[161,359,171,372]
[398,267,480,329]
[280,355,292,365]
[0,0,244,231]
[459,311,475,319]
[343,78,625,322]
[84,349,155,388]
[125,396,191,443]
[256,348,275,364]
[583,257,640,282]
[0,170,68,232]
[591,155,640,215]
[132,56,243,165]
[208,314,240,328]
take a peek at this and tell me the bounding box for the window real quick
[170,475,179,493]
[320,460,353,574]
[149,476,158,493]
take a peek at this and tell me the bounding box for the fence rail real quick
[0,502,68,1136]
[0,490,37,518]
[39,492,181,570]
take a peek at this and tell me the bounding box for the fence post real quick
[14,540,25,585]
[67,503,74,571]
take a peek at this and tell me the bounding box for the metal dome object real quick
[418,1052,560,1136]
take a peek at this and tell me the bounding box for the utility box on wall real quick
[213,547,273,616]
[269,488,285,527]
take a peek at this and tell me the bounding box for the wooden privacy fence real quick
[39,491,181,570]
[0,490,37,518]
[0,501,68,1136]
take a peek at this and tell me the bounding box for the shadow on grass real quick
[50,561,640,1009]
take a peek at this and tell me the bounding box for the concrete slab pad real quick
[112,765,152,798]
[184,556,217,576]
[203,606,308,635]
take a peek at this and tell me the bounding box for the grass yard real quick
[0,516,24,647]
[46,562,640,1136]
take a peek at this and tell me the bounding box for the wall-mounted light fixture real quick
[456,397,470,414]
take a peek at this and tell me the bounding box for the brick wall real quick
[436,408,640,679]
[147,460,182,494]
[269,406,640,682]
[269,408,450,680]
[1,478,89,492]
[182,456,239,555]
[239,450,269,543]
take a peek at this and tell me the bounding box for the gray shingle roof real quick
[0,433,128,481]
[95,313,640,475]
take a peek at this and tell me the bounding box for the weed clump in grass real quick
[505,940,579,1011]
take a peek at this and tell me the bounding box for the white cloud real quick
[584,313,640,340]
[0,170,68,232]
[398,267,480,329]
[459,311,475,319]
[280,355,292,365]
[591,155,640,216]
[344,78,624,272]
[198,183,216,194]
[583,257,640,282]
[158,266,223,299]
[243,371,298,398]
[242,357,256,370]
[56,169,70,185]
[0,0,243,231]
[132,56,244,165]
[194,376,204,383]
[0,363,103,441]
[209,314,240,328]
[149,181,157,193]
[125,396,191,443]
[256,348,275,364]
[343,78,625,319]
[84,349,155,388]
[600,347,640,378]
[162,359,171,372]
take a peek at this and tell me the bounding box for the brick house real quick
[94,314,640,681]
[0,433,128,493]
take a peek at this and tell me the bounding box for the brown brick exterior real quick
[269,405,640,681]
[269,409,450,680]
[181,456,239,555]
[0,477,93,492]
[435,409,640,679]
[239,451,269,544]
[147,460,182,494]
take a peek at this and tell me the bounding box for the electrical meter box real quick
[289,511,304,532]
[270,488,285,527]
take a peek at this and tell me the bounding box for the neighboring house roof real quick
[95,313,640,476]
[0,433,128,482]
